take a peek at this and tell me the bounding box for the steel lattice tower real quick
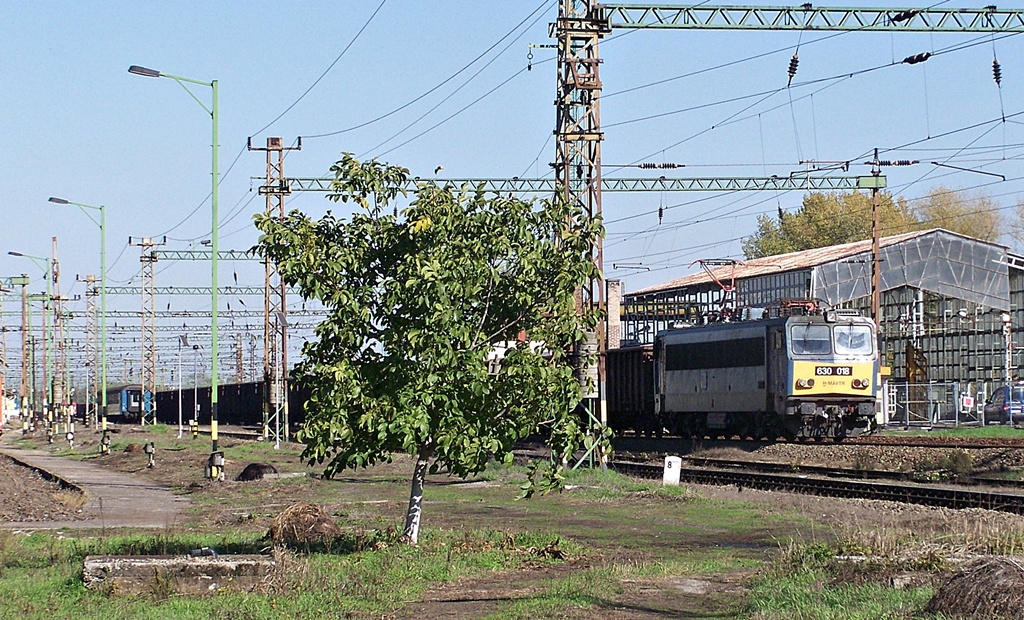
[83,275,98,428]
[555,0,608,417]
[131,236,165,424]
[250,136,299,445]
[234,333,244,384]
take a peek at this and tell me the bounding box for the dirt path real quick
[0,441,190,530]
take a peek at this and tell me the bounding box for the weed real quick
[944,448,974,475]
[850,451,876,474]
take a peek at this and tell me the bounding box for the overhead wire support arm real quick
[152,250,259,261]
[598,4,1024,32]
[105,286,300,296]
[277,175,874,193]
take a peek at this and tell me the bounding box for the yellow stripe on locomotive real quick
[791,361,875,396]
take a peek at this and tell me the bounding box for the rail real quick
[610,460,1024,515]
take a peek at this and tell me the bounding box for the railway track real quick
[610,460,1024,515]
[680,456,1024,490]
[614,432,1024,452]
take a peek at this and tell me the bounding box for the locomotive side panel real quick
[658,321,776,435]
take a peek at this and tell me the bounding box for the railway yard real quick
[2,423,1024,618]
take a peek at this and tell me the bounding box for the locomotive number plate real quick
[815,366,852,376]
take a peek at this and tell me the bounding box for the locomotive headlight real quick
[851,378,870,389]
[796,378,815,389]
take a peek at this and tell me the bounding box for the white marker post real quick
[663,456,682,486]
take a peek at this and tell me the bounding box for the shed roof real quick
[632,228,952,295]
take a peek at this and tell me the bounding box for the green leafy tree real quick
[742,191,918,258]
[253,154,605,544]
[914,185,1002,242]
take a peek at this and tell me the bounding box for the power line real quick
[362,6,549,158]
[303,0,553,141]
[252,0,389,139]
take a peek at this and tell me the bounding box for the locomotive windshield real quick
[790,324,831,355]
[834,323,873,356]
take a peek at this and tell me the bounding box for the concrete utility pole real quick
[130,236,166,424]
[250,136,299,445]
[864,150,914,330]
[50,237,73,432]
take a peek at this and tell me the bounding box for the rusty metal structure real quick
[82,274,99,428]
[130,235,165,424]
[251,136,300,445]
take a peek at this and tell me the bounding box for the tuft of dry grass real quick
[925,556,1024,618]
[267,502,343,547]
[51,488,87,512]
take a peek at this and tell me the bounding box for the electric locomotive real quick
[102,384,143,422]
[649,309,878,440]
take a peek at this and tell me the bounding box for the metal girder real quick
[599,4,1024,32]
[105,286,299,296]
[0,276,31,289]
[281,175,870,193]
[105,322,319,334]
[101,309,326,319]
[152,249,258,261]
[251,136,297,446]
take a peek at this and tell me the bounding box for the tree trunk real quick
[401,441,434,545]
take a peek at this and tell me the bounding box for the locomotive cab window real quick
[834,324,873,356]
[789,324,831,355]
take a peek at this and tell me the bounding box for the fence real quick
[885,382,982,428]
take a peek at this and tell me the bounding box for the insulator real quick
[658,205,664,224]
[787,54,799,86]
[892,9,919,23]
[902,52,931,65]
[993,58,1002,87]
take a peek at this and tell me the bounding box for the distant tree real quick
[742,191,918,259]
[1010,197,1024,250]
[913,186,1002,242]
[253,154,606,545]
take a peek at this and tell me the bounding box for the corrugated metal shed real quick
[633,229,931,295]
[631,228,1010,312]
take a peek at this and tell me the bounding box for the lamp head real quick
[48,197,69,205]
[8,251,23,257]
[128,65,161,78]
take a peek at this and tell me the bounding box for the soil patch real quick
[0,456,85,522]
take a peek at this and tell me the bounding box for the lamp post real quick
[9,252,50,428]
[48,197,108,441]
[130,65,221,461]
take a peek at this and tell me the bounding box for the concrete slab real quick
[0,445,190,530]
[83,554,276,595]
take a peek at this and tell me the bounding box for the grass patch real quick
[881,425,1024,439]
[744,568,933,619]
[0,527,576,619]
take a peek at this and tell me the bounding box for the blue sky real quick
[4,1,1024,373]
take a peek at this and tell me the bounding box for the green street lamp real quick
[48,197,108,440]
[8,252,51,426]
[129,64,222,468]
